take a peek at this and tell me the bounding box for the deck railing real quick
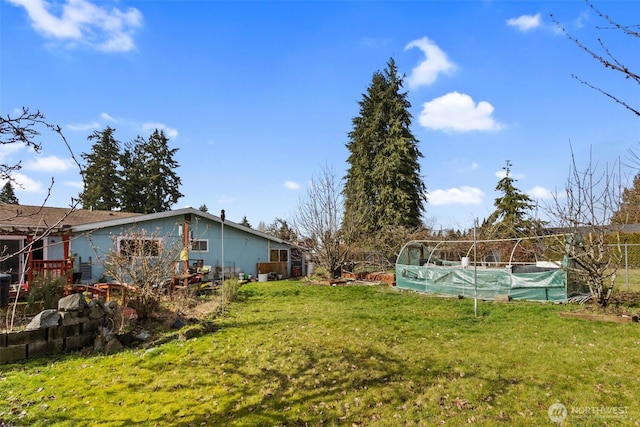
[28,259,73,284]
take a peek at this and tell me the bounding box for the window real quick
[118,238,161,257]
[191,240,208,252]
[270,249,289,262]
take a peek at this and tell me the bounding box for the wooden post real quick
[182,221,189,287]
[26,235,33,284]
[63,234,72,284]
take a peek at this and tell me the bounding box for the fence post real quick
[625,243,629,291]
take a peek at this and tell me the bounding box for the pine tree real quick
[611,172,640,224]
[137,129,183,213]
[239,216,252,228]
[118,138,148,213]
[80,126,120,210]
[344,58,426,236]
[482,161,536,238]
[0,181,19,204]
[265,218,296,241]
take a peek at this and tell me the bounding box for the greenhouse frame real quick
[396,239,568,303]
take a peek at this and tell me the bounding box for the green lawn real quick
[1,281,639,426]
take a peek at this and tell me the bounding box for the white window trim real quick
[191,239,209,253]
[116,236,163,257]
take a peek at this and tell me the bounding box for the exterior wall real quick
[46,235,66,260]
[70,214,280,282]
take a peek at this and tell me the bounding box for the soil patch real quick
[560,312,639,323]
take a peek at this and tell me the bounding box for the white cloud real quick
[65,180,85,190]
[24,155,75,172]
[7,0,142,52]
[404,36,456,88]
[418,92,504,133]
[100,112,117,122]
[8,173,45,193]
[67,121,101,131]
[283,181,301,190]
[429,187,484,206]
[0,143,26,163]
[528,185,554,199]
[506,14,541,32]
[142,122,179,139]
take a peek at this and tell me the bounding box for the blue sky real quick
[1,0,639,230]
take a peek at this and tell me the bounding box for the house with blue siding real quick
[70,207,300,283]
[0,204,139,285]
[0,205,300,288]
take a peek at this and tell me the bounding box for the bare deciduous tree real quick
[102,227,181,319]
[545,147,623,306]
[293,166,363,278]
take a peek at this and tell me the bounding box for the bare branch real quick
[551,2,640,117]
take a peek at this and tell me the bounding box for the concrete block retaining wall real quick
[0,316,101,364]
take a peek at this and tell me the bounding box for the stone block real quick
[48,324,80,341]
[58,293,89,312]
[25,309,60,330]
[60,311,84,327]
[88,300,107,320]
[80,318,102,334]
[65,333,94,351]
[0,345,27,364]
[7,329,47,346]
[104,338,123,354]
[28,338,64,358]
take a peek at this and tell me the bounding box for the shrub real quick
[222,278,241,303]
[27,275,66,310]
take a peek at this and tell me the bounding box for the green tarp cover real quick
[396,264,567,302]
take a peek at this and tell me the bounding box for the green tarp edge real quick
[395,264,567,302]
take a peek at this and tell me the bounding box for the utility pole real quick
[474,217,478,318]
[220,209,225,316]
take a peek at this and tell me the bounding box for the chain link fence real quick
[617,244,640,291]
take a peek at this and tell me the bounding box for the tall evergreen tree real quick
[482,161,536,238]
[137,129,183,213]
[118,138,148,213]
[344,58,426,236]
[80,126,120,210]
[0,181,19,204]
[611,172,640,224]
